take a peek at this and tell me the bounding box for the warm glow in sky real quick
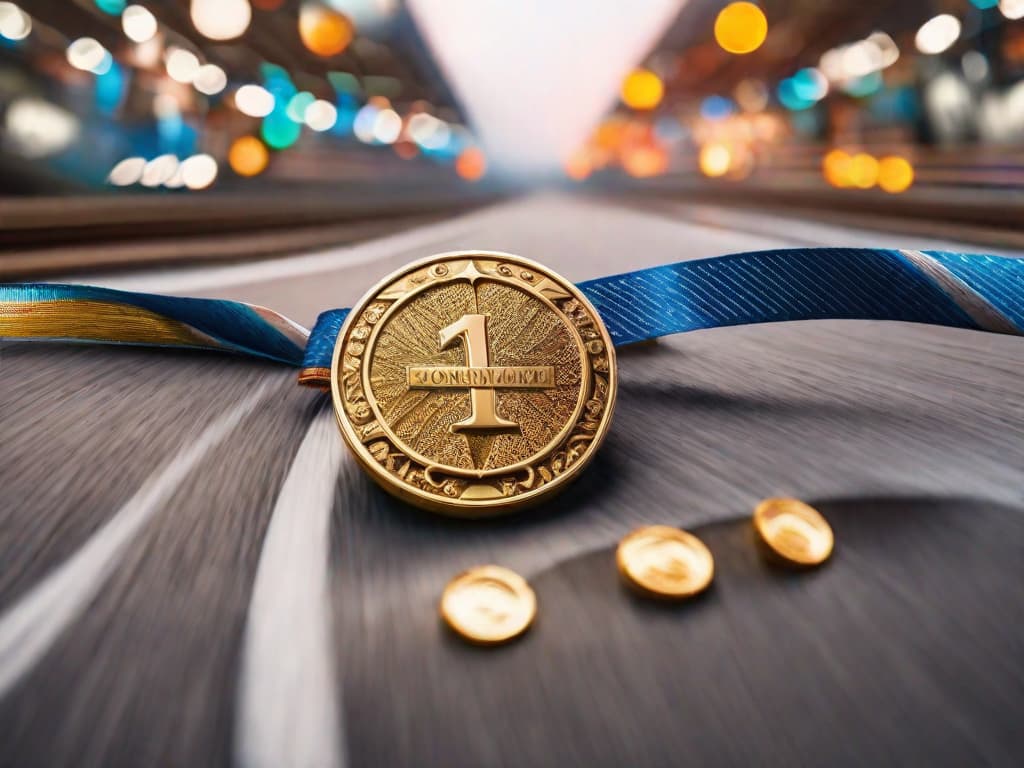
[407,0,686,175]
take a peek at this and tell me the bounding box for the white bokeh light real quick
[6,98,78,157]
[916,14,961,56]
[108,157,147,186]
[122,5,157,43]
[191,0,251,41]
[141,155,180,187]
[181,154,219,189]
[194,63,227,95]
[67,38,108,73]
[305,100,338,132]
[372,108,402,144]
[166,48,200,83]
[234,84,275,117]
[0,2,31,41]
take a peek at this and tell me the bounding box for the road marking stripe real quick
[235,407,345,768]
[0,380,275,698]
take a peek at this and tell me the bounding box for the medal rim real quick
[330,249,617,516]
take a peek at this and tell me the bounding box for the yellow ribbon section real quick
[0,299,210,347]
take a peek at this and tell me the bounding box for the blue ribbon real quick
[3,249,1022,382]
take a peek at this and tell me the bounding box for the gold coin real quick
[440,565,536,645]
[331,251,617,515]
[753,498,834,566]
[616,525,715,599]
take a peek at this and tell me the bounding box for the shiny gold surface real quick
[753,498,834,566]
[331,251,617,515]
[0,299,207,347]
[440,565,536,645]
[616,525,715,599]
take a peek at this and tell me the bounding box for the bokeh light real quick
[916,15,961,55]
[191,0,252,41]
[141,154,179,187]
[67,38,109,74]
[194,64,227,96]
[714,2,768,55]
[699,143,731,177]
[261,110,302,149]
[1000,0,1024,19]
[621,69,664,111]
[166,49,200,84]
[95,0,126,15]
[622,143,668,178]
[735,79,768,112]
[299,3,354,57]
[373,108,402,144]
[305,99,338,132]
[0,3,30,41]
[228,136,270,176]
[877,156,914,194]
[455,147,486,181]
[287,91,316,122]
[700,95,735,120]
[848,152,879,189]
[122,5,157,43]
[235,84,276,117]
[822,148,852,187]
[181,154,219,190]
[108,156,146,186]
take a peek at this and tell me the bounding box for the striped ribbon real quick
[2,249,1021,389]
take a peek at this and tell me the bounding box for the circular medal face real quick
[331,251,617,515]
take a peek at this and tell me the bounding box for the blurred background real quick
[0,0,1022,276]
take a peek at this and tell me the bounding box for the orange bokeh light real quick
[822,149,852,187]
[252,0,285,10]
[621,69,664,110]
[714,2,768,55]
[456,148,486,181]
[877,156,914,193]
[228,135,269,177]
[848,152,879,189]
[299,4,354,58]
[622,143,668,178]
[699,143,732,177]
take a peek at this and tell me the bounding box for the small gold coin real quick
[616,525,714,599]
[440,565,536,645]
[331,251,616,516]
[753,498,834,566]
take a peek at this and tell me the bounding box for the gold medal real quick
[331,251,616,515]
[440,565,536,645]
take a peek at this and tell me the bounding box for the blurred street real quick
[3,192,1024,767]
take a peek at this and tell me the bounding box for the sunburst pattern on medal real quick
[368,277,583,473]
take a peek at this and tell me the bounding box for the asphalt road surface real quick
[2,193,1023,768]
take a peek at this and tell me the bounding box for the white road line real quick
[79,199,514,295]
[235,408,345,768]
[0,380,275,698]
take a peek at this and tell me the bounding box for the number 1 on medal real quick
[439,314,518,432]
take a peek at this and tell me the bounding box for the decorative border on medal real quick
[331,250,617,516]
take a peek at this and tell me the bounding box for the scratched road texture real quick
[1,194,1022,768]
